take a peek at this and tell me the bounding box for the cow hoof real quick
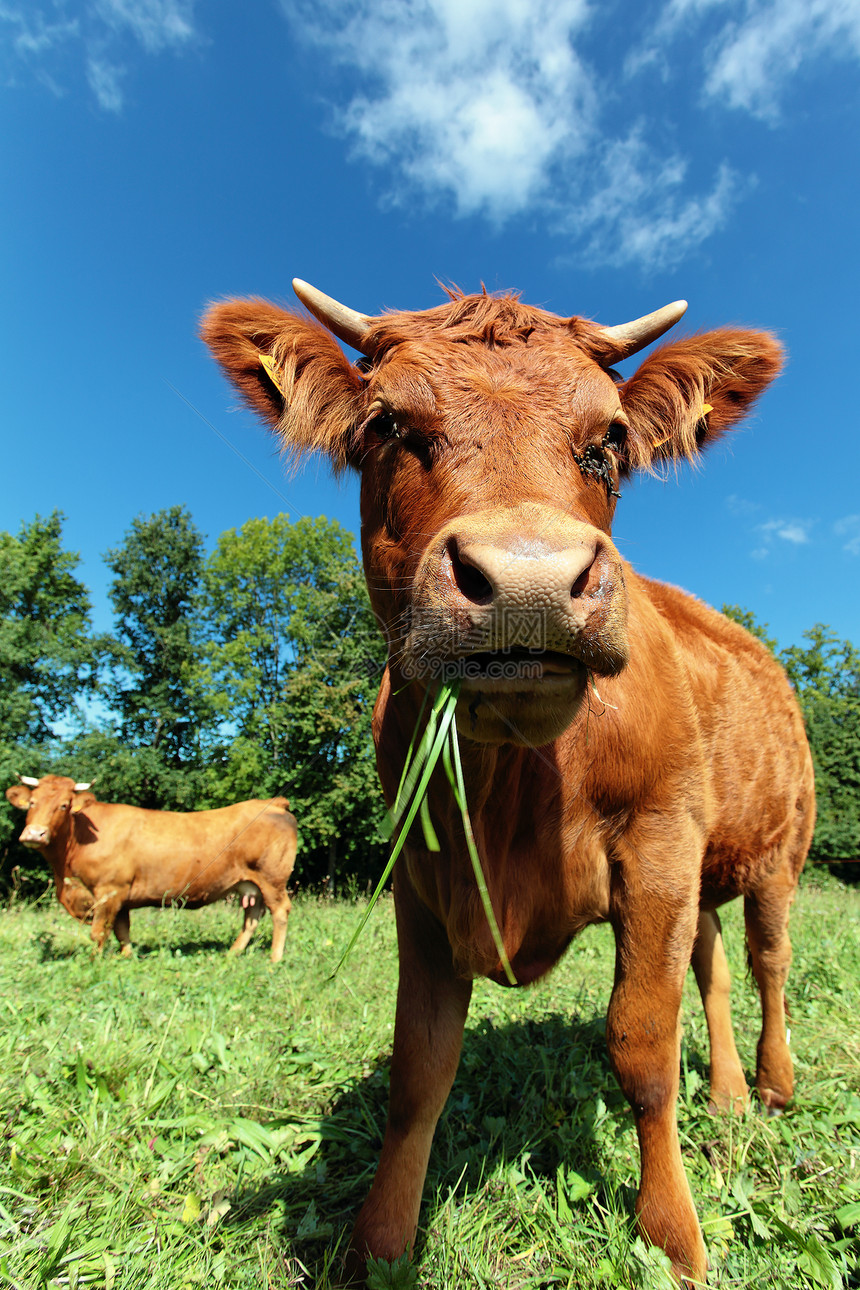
[757,1085,790,1116]
[336,1249,368,1287]
[707,1085,748,1115]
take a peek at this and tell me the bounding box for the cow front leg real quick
[691,909,747,1112]
[744,879,795,1111]
[88,889,128,954]
[113,907,134,958]
[607,891,706,1284]
[345,868,472,1285]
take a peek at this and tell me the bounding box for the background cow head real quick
[202,284,781,746]
[6,776,97,848]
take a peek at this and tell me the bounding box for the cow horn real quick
[17,774,39,787]
[292,279,375,355]
[596,300,688,360]
[73,781,94,792]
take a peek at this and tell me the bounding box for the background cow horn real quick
[596,300,688,360]
[292,279,375,355]
[17,774,39,787]
[73,780,94,792]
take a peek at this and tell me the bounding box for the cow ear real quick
[5,785,31,810]
[618,329,784,471]
[200,298,366,473]
[72,791,97,813]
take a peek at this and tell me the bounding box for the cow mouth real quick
[446,649,590,746]
[437,649,586,692]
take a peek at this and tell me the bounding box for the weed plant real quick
[0,873,857,1288]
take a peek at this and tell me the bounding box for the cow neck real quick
[379,673,599,981]
[40,815,77,892]
[417,733,570,983]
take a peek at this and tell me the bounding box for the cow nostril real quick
[571,566,591,599]
[447,538,494,605]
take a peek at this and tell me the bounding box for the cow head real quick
[202,284,781,747]
[6,775,97,848]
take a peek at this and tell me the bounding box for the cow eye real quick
[371,409,402,441]
[603,422,627,455]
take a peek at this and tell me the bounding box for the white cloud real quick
[0,1,195,110]
[706,0,860,119]
[726,493,762,517]
[87,54,123,111]
[834,515,860,555]
[294,0,595,222]
[0,5,79,58]
[652,0,860,120]
[753,517,814,556]
[282,0,741,267]
[92,0,194,54]
[562,145,741,270]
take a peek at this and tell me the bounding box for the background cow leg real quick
[113,907,133,958]
[345,868,472,1285]
[606,885,706,1285]
[267,890,291,963]
[89,889,127,954]
[744,877,795,1111]
[691,908,748,1111]
[251,882,291,963]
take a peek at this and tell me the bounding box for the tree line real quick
[722,606,859,868]
[1,510,857,896]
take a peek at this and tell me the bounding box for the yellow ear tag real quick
[701,403,713,416]
[260,353,285,396]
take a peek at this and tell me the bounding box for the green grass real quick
[0,874,858,1289]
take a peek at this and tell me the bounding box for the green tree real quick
[782,626,860,864]
[199,514,387,885]
[0,512,98,743]
[723,607,860,867]
[104,506,208,766]
[99,506,210,809]
[0,512,102,889]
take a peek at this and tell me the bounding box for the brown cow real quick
[202,281,814,1283]
[6,775,297,961]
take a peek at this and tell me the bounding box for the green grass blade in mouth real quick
[445,717,517,985]
[389,684,431,822]
[419,794,440,852]
[334,675,515,985]
[332,684,458,977]
[383,683,450,839]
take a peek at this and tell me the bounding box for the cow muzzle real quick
[20,825,50,848]
[400,505,629,745]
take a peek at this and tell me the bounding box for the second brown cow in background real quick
[6,775,297,961]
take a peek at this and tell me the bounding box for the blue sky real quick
[2,0,859,651]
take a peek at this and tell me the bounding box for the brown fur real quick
[6,776,297,961]
[202,286,813,1285]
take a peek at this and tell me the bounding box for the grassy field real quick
[1,873,858,1289]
